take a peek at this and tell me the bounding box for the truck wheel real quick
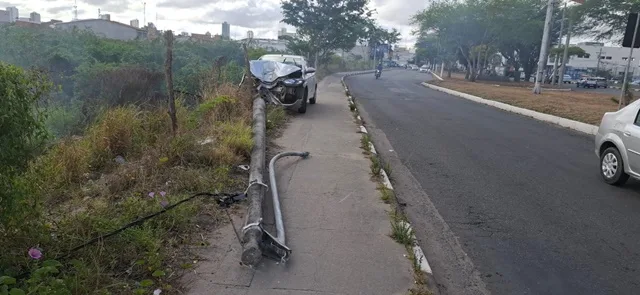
[298,89,308,114]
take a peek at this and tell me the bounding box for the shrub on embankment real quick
[0,60,260,294]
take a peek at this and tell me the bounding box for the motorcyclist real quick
[376,62,383,76]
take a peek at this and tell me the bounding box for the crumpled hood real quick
[250,60,301,83]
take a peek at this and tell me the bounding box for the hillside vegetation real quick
[0,26,289,295]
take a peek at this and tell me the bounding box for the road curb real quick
[421,82,599,135]
[341,71,436,288]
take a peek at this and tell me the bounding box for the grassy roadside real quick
[348,90,433,295]
[427,75,621,125]
[0,81,271,294]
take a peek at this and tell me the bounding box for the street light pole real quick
[559,7,573,84]
[551,3,566,85]
[619,13,640,109]
[533,0,556,94]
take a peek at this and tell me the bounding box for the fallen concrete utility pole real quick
[240,95,310,266]
[241,97,267,266]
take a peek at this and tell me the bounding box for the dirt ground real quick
[430,75,622,125]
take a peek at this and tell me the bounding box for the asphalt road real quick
[346,70,640,295]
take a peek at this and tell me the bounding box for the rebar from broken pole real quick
[269,151,310,245]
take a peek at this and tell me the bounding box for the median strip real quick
[422,81,600,135]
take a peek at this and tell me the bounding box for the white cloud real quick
[7,0,418,45]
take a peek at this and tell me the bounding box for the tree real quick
[412,0,563,82]
[281,0,373,67]
[365,24,401,61]
[0,62,51,223]
[412,0,497,81]
[575,0,640,41]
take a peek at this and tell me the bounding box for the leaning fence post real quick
[164,30,177,135]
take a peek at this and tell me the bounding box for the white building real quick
[6,6,17,22]
[130,19,139,28]
[277,28,296,39]
[222,21,230,39]
[548,42,640,78]
[29,12,40,23]
[0,9,9,23]
[54,19,147,40]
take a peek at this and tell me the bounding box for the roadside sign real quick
[623,13,640,48]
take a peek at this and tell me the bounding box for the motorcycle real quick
[247,60,309,113]
[375,69,381,79]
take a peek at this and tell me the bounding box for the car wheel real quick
[600,147,630,186]
[309,88,317,104]
[298,88,308,114]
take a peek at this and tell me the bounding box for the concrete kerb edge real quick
[421,82,599,135]
[341,71,436,283]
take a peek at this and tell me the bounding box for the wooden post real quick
[164,30,178,135]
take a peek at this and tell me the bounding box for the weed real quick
[266,105,287,132]
[361,134,371,152]
[408,286,433,295]
[378,185,394,204]
[390,219,414,246]
[383,161,392,178]
[216,121,253,163]
[370,156,382,177]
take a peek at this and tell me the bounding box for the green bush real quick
[0,62,52,227]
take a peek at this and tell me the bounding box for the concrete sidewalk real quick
[183,74,413,294]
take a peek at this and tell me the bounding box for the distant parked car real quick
[577,77,608,88]
[411,65,419,70]
[563,74,572,83]
[596,99,640,185]
[419,65,429,73]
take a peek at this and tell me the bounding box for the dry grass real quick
[430,76,621,125]
[1,81,260,294]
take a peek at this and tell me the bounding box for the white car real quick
[411,65,419,70]
[419,66,429,73]
[257,54,317,113]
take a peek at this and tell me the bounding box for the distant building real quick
[222,21,230,39]
[29,12,40,23]
[145,22,160,40]
[6,6,18,23]
[277,28,296,40]
[241,38,287,52]
[0,10,10,23]
[130,19,139,28]
[54,19,147,40]
[547,41,640,79]
[100,14,111,21]
[15,19,40,28]
[41,19,62,28]
[247,30,254,39]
